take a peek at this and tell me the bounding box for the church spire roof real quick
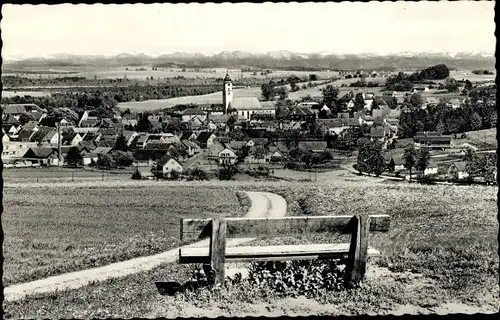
[224,70,232,82]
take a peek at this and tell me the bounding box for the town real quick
[2,65,497,184]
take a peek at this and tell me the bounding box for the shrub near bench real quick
[179,214,390,287]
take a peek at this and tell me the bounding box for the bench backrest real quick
[181,214,390,241]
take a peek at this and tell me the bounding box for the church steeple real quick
[222,69,233,114]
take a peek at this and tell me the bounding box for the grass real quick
[2,185,244,286]
[454,128,497,150]
[3,180,498,317]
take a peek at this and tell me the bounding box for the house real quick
[78,111,100,127]
[2,133,38,161]
[62,131,83,146]
[3,123,21,136]
[121,118,138,128]
[283,106,315,121]
[156,155,183,175]
[23,147,60,166]
[268,141,290,154]
[132,134,150,149]
[132,149,169,167]
[2,103,47,123]
[133,167,155,180]
[269,150,285,162]
[447,161,469,180]
[205,139,226,161]
[203,119,218,131]
[82,147,113,165]
[182,108,207,122]
[179,131,198,142]
[79,140,97,152]
[423,160,438,176]
[218,147,237,165]
[196,132,217,149]
[40,130,60,146]
[385,154,406,173]
[187,116,204,130]
[228,140,248,151]
[22,121,39,131]
[447,98,462,109]
[181,140,201,156]
[122,130,139,146]
[16,129,37,142]
[413,132,452,149]
[297,141,328,153]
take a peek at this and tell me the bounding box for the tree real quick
[464,79,473,91]
[275,86,288,100]
[353,93,365,112]
[403,146,417,182]
[387,158,396,172]
[415,147,430,179]
[252,145,267,159]
[321,85,339,108]
[113,151,134,167]
[409,93,423,109]
[444,77,459,92]
[261,83,274,101]
[470,112,483,131]
[218,163,238,180]
[136,113,153,132]
[114,134,128,151]
[19,113,35,125]
[356,140,385,176]
[309,74,318,81]
[97,153,113,169]
[435,121,446,134]
[66,146,83,167]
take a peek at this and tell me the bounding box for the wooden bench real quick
[179,214,390,286]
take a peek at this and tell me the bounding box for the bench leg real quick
[344,215,370,288]
[207,218,227,286]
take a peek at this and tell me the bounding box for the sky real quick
[1,2,496,59]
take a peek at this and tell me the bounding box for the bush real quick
[167,169,181,180]
[217,163,238,180]
[131,168,143,180]
[185,167,209,181]
[246,260,346,298]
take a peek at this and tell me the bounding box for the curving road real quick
[4,191,287,302]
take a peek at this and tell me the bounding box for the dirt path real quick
[3,191,287,302]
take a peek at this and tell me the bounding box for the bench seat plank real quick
[179,243,381,264]
[181,214,390,241]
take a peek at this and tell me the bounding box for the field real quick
[2,167,133,184]
[454,128,497,150]
[115,79,328,111]
[3,67,340,81]
[2,184,245,286]
[4,179,498,318]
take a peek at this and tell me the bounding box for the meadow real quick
[2,185,245,286]
[454,127,497,150]
[4,67,340,81]
[4,179,498,318]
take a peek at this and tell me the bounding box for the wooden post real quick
[205,218,227,286]
[102,171,104,181]
[72,171,75,182]
[344,215,370,288]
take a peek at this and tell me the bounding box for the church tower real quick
[222,71,233,114]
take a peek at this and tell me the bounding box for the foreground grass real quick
[3,179,499,317]
[2,185,244,286]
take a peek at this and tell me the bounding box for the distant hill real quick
[3,51,495,71]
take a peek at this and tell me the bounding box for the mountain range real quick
[3,51,495,71]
